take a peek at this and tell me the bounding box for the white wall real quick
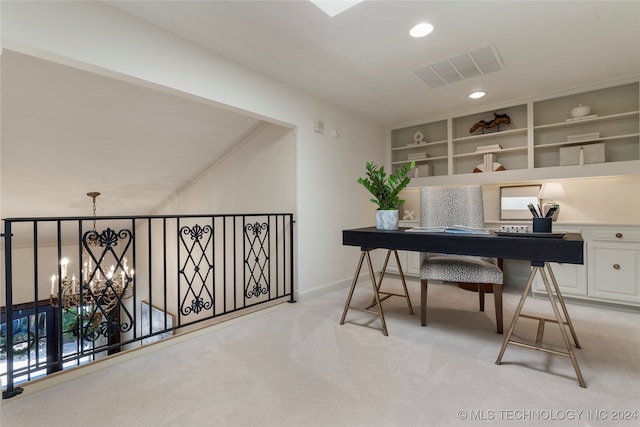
[1,1,386,299]
[156,123,296,215]
[482,175,640,224]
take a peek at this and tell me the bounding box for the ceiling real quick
[1,50,263,219]
[106,0,640,124]
[2,1,639,219]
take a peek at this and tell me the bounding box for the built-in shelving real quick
[388,80,640,185]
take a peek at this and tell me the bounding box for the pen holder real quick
[533,217,552,233]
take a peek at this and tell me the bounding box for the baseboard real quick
[296,272,375,301]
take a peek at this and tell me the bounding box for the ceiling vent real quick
[414,45,505,88]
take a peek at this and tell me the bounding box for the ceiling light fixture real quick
[50,192,134,340]
[468,91,486,99]
[410,23,434,38]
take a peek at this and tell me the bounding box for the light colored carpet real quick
[2,277,639,427]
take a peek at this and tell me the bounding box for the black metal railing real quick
[1,213,295,398]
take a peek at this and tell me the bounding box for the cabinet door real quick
[533,262,587,297]
[407,251,421,276]
[588,243,640,304]
[380,249,407,275]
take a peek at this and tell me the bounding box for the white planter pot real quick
[376,209,399,231]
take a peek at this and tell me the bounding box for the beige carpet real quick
[2,277,639,426]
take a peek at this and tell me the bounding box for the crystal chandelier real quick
[49,192,134,316]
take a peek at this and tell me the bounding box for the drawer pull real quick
[613,264,621,270]
[615,232,623,239]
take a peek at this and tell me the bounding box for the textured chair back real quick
[420,185,485,229]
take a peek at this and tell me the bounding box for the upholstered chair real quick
[420,185,504,333]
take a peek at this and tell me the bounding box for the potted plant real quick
[357,160,415,230]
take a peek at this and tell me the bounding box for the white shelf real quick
[536,133,640,149]
[453,128,527,143]
[534,111,640,130]
[453,146,528,159]
[392,155,447,165]
[391,139,447,151]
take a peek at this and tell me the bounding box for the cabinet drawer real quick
[588,243,640,304]
[592,228,640,242]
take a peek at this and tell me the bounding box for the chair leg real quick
[421,279,428,326]
[494,283,503,334]
[478,284,485,312]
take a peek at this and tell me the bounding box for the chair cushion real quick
[421,255,504,284]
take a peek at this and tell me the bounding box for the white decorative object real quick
[415,164,432,177]
[571,103,591,118]
[567,132,600,142]
[402,210,415,220]
[566,114,598,122]
[473,153,505,172]
[376,209,399,230]
[407,152,429,160]
[413,130,426,144]
[559,142,605,165]
[498,225,529,233]
[475,144,502,153]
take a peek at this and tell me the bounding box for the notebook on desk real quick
[406,225,490,234]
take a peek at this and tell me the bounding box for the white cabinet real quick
[389,81,640,185]
[531,224,640,307]
[382,250,422,276]
[531,225,587,297]
[538,262,588,297]
[588,227,640,304]
[380,221,422,276]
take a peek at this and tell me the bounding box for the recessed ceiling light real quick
[468,91,486,99]
[410,23,434,38]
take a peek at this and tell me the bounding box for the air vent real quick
[414,45,505,88]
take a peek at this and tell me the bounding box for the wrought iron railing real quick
[1,213,295,398]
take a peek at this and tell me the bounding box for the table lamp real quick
[538,182,566,221]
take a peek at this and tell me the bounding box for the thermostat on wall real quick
[313,119,325,134]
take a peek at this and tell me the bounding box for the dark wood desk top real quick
[343,227,584,266]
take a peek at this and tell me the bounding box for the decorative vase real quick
[571,103,591,118]
[376,209,399,231]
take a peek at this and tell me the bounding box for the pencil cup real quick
[533,217,552,233]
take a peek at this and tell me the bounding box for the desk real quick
[341,227,587,387]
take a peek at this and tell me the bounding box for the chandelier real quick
[49,192,134,319]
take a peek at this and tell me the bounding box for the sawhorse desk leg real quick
[495,262,586,388]
[340,249,413,336]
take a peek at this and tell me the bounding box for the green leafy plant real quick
[357,161,415,210]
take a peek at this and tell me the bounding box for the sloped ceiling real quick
[1,50,263,219]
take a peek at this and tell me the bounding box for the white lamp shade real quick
[538,182,566,200]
